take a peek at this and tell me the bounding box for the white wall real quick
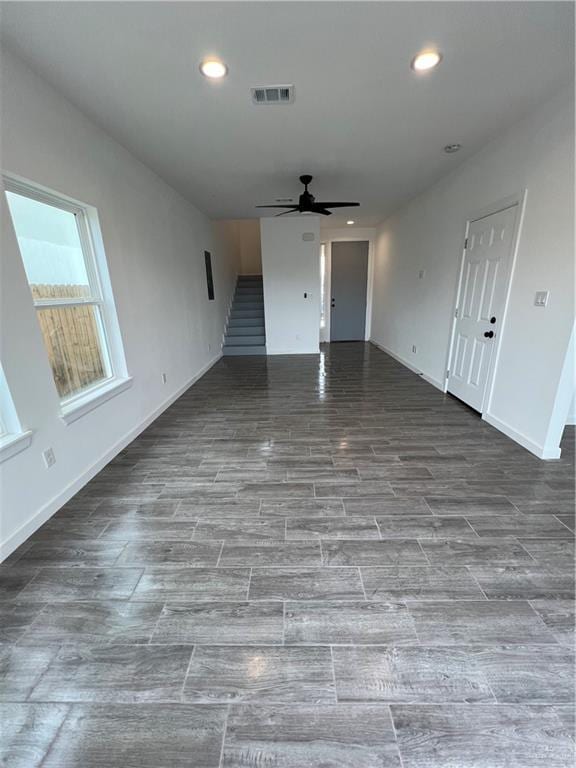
[237,220,262,275]
[567,395,576,427]
[0,50,238,559]
[546,326,575,448]
[371,87,574,459]
[217,219,262,275]
[260,217,320,355]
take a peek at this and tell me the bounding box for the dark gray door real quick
[330,241,369,341]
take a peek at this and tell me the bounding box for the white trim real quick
[320,229,376,343]
[370,338,561,460]
[370,340,445,391]
[33,297,103,309]
[482,412,560,460]
[222,274,238,348]
[2,174,86,215]
[445,191,527,413]
[266,347,319,356]
[481,193,527,415]
[60,376,133,425]
[0,430,33,463]
[0,363,26,437]
[0,354,222,562]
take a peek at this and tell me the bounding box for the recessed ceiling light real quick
[200,59,228,79]
[411,50,442,72]
[444,143,462,154]
[346,220,355,225]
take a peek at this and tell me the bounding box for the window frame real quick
[4,175,131,424]
[0,365,32,463]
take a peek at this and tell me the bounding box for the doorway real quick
[330,241,369,341]
[447,203,519,412]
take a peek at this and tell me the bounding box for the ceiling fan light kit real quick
[256,175,360,216]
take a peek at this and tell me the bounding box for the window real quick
[5,178,130,422]
[0,364,32,462]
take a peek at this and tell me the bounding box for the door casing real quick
[320,232,375,343]
[330,241,369,341]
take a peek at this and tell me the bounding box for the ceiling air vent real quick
[251,85,294,105]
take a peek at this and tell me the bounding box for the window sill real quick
[60,377,133,425]
[0,430,33,463]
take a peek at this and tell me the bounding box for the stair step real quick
[232,303,263,309]
[225,335,266,346]
[227,325,265,336]
[231,311,264,319]
[223,344,267,356]
[223,276,266,355]
[228,316,264,327]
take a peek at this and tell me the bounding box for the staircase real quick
[223,275,267,356]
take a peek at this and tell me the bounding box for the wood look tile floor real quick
[1,343,574,767]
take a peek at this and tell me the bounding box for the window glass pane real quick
[6,191,91,299]
[36,305,111,399]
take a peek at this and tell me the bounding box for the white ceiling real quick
[1,2,573,225]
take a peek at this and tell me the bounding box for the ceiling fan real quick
[256,175,360,216]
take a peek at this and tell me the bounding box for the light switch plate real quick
[534,291,549,307]
[302,233,315,241]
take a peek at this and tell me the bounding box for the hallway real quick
[2,343,574,766]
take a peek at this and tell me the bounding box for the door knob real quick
[484,331,494,338]
[490,316,496,324]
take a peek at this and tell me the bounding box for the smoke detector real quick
[251,85,294,105]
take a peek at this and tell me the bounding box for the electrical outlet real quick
[161,373,167,384]
[412,345,417,354]
[534,291,549,307]
[43,448,56,468]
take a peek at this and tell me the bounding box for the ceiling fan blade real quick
[310,206,332,216]
[255,205,298,209]
[314,202,360,208]
[275,208,299,216]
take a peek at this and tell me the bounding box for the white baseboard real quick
[267,347,320,355]
[370,340,561,460]
[482,412,561,460]
[0,353,222,562]
[370,340,445,392]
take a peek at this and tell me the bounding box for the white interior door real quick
[448,204,518,412]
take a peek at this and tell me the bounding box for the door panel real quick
[330,241,369,341]
[448,205,518,412]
